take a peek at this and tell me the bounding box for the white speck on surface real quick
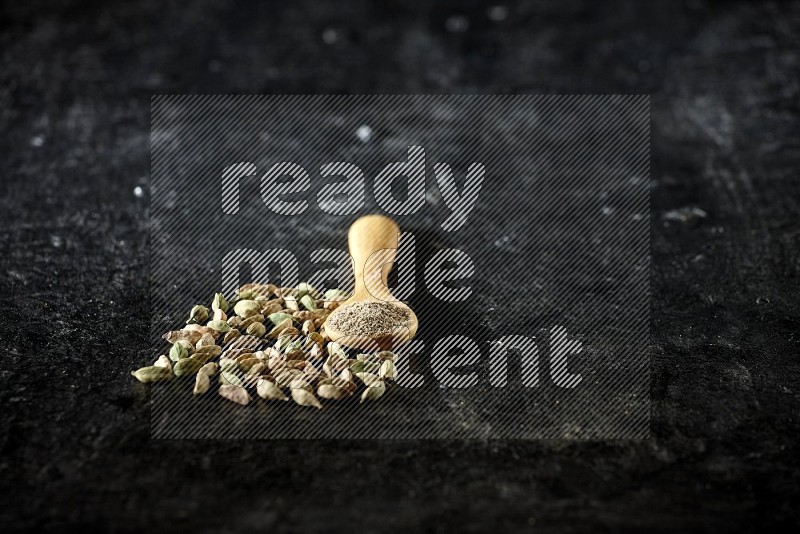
[31,135,45,147]
[601,206,614,216]
[322,28,339,44]
[488,5,508,21]
[662,206,708,223]
[50,235,63,247]
[356,125,373,143]
[133,186,144,198]
[494,235,512,249]
[446,15,469,33]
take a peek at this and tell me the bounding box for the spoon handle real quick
[348,214,399,300]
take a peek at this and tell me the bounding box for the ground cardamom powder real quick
[326,301,410,337]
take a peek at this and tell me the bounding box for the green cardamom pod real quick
[193,371,210,395]
[212,292,229,313]
[355,372,380,386]
[153,355,172,370]
[291,388,322,409]
[268,312,294,326]
[299,294,317,311]
[193,345,222,359]
[188,305,209,324]
[218,384,250,406]
[223,328,241,344]
[324,288,349,302]
[169,343,188,362]
[173,357,203,377]
[360,379,386,403]
[195,332,216,349]
[207,320,231,333]
[349,360,366,374]
[257,378,288,401]
[199,362,219,377]
[220,371,243,387]
[317,383,349,400]
[131,366,172,383]
[246,322,267,338]
[379,360,397,380]
[233,299,261,318]
[283,295,299,312]
[296,282,320,299]
[327,342,346,360]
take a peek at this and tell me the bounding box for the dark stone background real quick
[1,0,798,531]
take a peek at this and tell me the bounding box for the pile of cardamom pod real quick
[131,283,397,408]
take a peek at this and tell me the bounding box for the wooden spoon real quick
[324,214,418,350]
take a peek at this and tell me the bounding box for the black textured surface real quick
[1,0,799,532]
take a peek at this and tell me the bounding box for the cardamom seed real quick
[360,380,386,403]
[212,309,227,322]
[193,371,210,395]
[219,384,250,406]
[131,365,172,383]
[212,292,229,313]
[291,388,322,409]
[188,304,209,324]
[257,378,288,401]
